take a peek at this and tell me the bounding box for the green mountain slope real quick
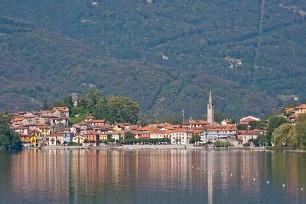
[0,16,278,118]
[1,0,305,118]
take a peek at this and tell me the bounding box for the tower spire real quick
[209,90,212,105]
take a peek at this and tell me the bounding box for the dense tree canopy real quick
[272,123,297,149]
[0,114,22,151]
[1,0,306,118]
[190,134,201,144]
[296,113,306,150]
[70,89,140,124]
[270,113,306,150]
[266,116,288,145]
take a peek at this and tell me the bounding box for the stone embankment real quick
[38,144,205,150]
[116,144,203,150]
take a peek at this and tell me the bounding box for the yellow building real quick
[72,135,85,144]
[37,125,51,139]
[29,135,37,146]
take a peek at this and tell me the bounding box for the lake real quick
[0,149,305,203]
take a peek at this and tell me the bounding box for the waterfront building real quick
[150,130,171,139]
[62,132,75,144]
[72,135,85,144]
[170,128,193,145]
[111,131,122,141]
[200,125,237,141]
[237,129,262,144]
[49,133,63,145]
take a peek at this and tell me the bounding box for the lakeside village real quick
[8,92,306,149]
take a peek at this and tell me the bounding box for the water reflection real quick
[1,150,305,203]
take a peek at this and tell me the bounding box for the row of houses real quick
[9,107,265,146]
[10,103,306,147]
[9,107,69,146]
[283,104,306,125]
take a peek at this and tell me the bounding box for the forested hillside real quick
[0,0,305,118]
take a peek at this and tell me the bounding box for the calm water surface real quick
[0,149,305,204]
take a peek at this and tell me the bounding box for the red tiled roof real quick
[12,117,24,121]
[207,125,236,131]
[24,115,35,118]
[296,104,306,109]
[40,115,57,118]
[53,107,69,112]
[183,120,209,125]
[171,128,193,133]
[138,126,158,131]
[88,120,106,123]
[288,114,297,119]
[192,129,203,134]
[117,123,130,126]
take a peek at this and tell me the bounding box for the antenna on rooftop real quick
[182,110,185,124]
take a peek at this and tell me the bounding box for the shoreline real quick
[22,145,306,152]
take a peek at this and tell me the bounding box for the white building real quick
[170,128,193,145]
[201,126,237,142]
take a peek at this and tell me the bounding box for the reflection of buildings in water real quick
[207,151,213,204]
[11,150,70,202]
[131,150,210,195]
[204,150,263,203]
[69,150,87,202]
[71,149,108,197]
[9,149,305,203]
[236,151,260,196]
[47,150,70,200]
[271,152,304,202]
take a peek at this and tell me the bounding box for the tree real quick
[190,134,201,144]
[42,101,50,110]
[237,124,248,130]
[214,140,231,147]
[78,89,102,110]
[56,139,61,146]
[102,96,140,124]
[249,121,264,130]
[160,114,183,125]
[52,100,66,107]
[287,126,299,149]
[76,89,140,124]
[0,114,22,151]
[214,111,230,123]
[267,116,288,145]
[272,123,297,149]
[87,88,102,105]
[248,138,260,147]
[63,96,73,110]
[296,113,306,150]
[124,131,135,140]
[71,106,87,116]
[92,97,108,119]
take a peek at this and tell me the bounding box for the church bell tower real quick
[207,91,214,125]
